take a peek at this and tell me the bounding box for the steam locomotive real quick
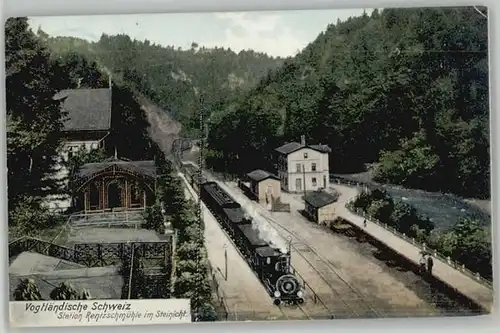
[196,179,304,306]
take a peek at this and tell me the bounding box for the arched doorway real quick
[130,181,143,209]
[107,181,123,209]
[89,183,100,210]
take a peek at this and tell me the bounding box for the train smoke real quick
[247,205,289,254]
[218,183,288,253]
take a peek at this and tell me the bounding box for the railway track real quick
[215,180,380,319]
[179,171,315,321]
[278,303,312,320]
[260,211,380,319]
[180,163,379,319]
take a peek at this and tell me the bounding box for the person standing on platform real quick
[427,255,434,275]
[363,219,367,227]
[419,255,427,274]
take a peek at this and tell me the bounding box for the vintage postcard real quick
[6,6,492,327]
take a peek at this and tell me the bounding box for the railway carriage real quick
[196,176,305,306]
[222,207,251,239]
[235,224,268,262]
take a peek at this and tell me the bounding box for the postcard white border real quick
[1,0,498,332]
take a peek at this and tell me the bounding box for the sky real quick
[28,9,374,58]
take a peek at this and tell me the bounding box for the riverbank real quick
[331,170,491,231]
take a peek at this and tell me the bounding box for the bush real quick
[178,224,203,244]
[143,203,164,233]
[353,191,371,210]
[367,199,393,222]
[9,197,50,236]
[80,289,92,300]
[176,259,205,276]
[9,196,66,238]
[390,201,420,233]
[195,302,218,322]
[13,278,42,301]
[154,155,217,319]
[50,282,80,300]
[174,271,211,298]
[176,241,206,262]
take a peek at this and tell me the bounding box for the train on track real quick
[182,164,304,306]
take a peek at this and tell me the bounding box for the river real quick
[330,174,491,231]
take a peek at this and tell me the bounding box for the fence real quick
[68,210,145,228]
[8,236,82,264]
[207,264,229,321]
[271,196,291,212]
[341,194,493,290]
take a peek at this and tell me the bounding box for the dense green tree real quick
[49,51,109,89]
[367,199,394,222]
[42,31,285,138]
[451,218,492,277]
[109,84,158,160]
[8,196,62,235]
[6,18,66,209]
[206,7,489,199]
[375,129,441,190]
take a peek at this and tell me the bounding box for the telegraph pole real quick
[302,164,307,208]
[224,243,228,281]
[197,95,205,230]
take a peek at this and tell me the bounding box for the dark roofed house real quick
[274,139,332,156]
[47,88,114,212]
[247,169,280,182]
[53,88,113,161]
[245,169,281,206]
[303,189,339,225]
[309,144,332,154]
[275,142,305,155]
[54,88,112,132]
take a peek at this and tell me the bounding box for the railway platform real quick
[337,195,494,313]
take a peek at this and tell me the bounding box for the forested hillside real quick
[206,7,490,199]
[37,29,285,137]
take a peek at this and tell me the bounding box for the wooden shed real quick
[246,169,281,205]
[303,190,338,225]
